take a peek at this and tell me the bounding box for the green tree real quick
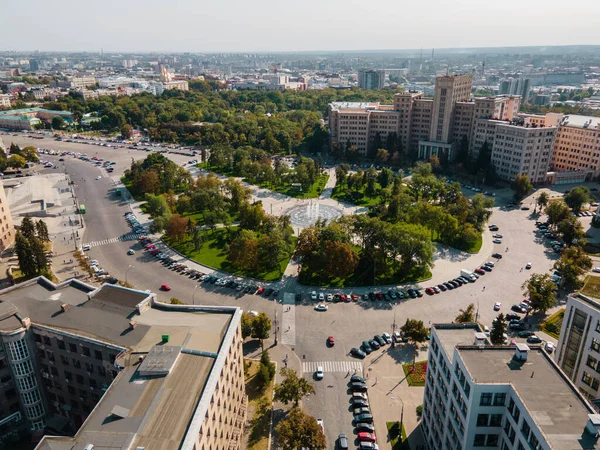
[145,193,171,217]
[256,350,276,388]
[169,298,184,304]
[324,240,359,279]
[20,146,39,162]
[8,154,26,169]
[536,192,549,213]
[455,303,475,323]
[20,216,36,240]
[35,220,49,241]
[276,406,326,450]
[241,313,254,339]
[165,214,188,243]
[557,215,585,246]
[511,174,533,201]
[30,237,48,274]
[401,319,429,364]
[251,312,272,349]
[545,200,571,228]
[375,148,389,165]
[554,246,592,291]
[564,186,591,214]
[15,232,36,277]
[274,368,315,407]
[490,314,507,345]
[120,124,133,139]
[51,116,65,130]
[522,273,557,315]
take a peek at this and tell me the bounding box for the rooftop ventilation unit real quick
[514,343,530,362]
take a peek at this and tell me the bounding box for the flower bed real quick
[402,361,428,387]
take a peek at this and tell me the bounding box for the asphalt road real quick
[4,133,562,448]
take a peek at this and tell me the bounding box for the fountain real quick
[286,201,342,228]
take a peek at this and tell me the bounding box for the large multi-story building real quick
[0,277,246,450]
[0,95,10,109]
[556,293,600,404]
[358,69,385,90]
[0,108,73,131]
[0,182,14,251]
[499,78,531,104]
[550,115,600,177]
[422,323,600,450]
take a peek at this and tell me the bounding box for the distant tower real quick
[159,64,171,82]
[481,61,485,76]
[431,48,434,60]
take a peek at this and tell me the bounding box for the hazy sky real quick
[3,0,600,53]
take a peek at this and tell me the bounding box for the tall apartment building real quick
[422,323,600,450]
[499,78,531,104]
[358,69,385,90]
[0,277,246,450]
[0,182,14,251]
[556,293,600,403]
[0,94,10,109]
[550,115,600,177]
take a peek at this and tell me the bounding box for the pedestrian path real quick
[280,292,296,346]
[83,233,143,248]
[302,360,363,374]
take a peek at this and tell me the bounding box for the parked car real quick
[160,284,171,291]
[492,253,503,259]
[545,342,556,353]
[337,434,349,450]
[511,304,527,313]
[351,382,368,392]
[350,347,366,359]
[351,375,367,383]
[314,304,328,312]
[494,302,501,311]
[358,432,377,443]
[362,341,373,354]
[355,422,375,433]
[517,330,534,338]
[505,313,521,321]
[527,335,542,344]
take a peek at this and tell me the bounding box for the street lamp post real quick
[399,397,405,444]
[125,265,134,283]
[192,284,199,305]
[274,307,279,346]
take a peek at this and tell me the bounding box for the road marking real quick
[83,233,142,248]
[302,361,363,374]
[281,292,296,346]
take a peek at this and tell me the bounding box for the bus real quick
[79,204,86,214]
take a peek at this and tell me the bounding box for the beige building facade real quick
[0,182,14,251]
[550,115,600,176]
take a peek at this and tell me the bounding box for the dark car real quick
[527,335,542,344]
[511,304,527,313]
[350,348,366,359]
[444,282,454,290]
[338,434,349,450]
[492,253,503,259]
[415,289,423,297]
[368,292,376,300]
[369,339,380,350]
[448,280,459,288]
[517,330,535,338]
[295,293,302,302]
[438,284,447,292]
[362,293,369,301]
[374,335,386,346]
[481,265,492,272]
[354,413,373,423]
[505,313,521,321]
[351,382,368,392]
[361,341,373,354]
[355,422,375,433]
[351,375,366,383]
[509,322,527,331]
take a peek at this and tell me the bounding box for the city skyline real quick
[2,0,600,53]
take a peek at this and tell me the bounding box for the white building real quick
[422,323,600,450]
[556,293,600,404]
[0,94,10,108]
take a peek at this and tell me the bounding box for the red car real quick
[358,432,377,442]
[475,268,486,275]
[376,293,383,300]
[256,287,264,295]
[340,294,347,302]
[160,284,171,291]
[327,336,335,346]
[351,293,359,302]
[425,287,435,295]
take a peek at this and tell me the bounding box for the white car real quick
[95,175,101,180]
[314,304,328,312]
[525,262,532,269]
[493,239,502,244]
[493,233,503,238]
[593,267,600,273]
[494,302,501,311]
[485,261,495,267]
[326,293,333,302]
[315,366,324,380]
[318,292,325,301]
[545,342,556,353]
[311,291,317,301]
[247,310,259,317]
[89,260,99,266]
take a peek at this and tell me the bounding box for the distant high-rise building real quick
[499,77,531,104]
[358,69,385,90]
[28,60,39,72]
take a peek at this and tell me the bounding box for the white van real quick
[81,244,91,251]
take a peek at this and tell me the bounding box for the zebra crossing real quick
[302,360,363,374]
[83,233,143,248]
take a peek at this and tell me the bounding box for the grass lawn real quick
[387,421,409,450]
[198,164,329,199]
[245,359,274,450]
[581,275,600,299]
[299,262,431,288]
[402,360,428,387]
[12,268,57,283]
[331,183,382,206]
[432,230,483,254]
[540,308,565,340]
[165,227,294,282]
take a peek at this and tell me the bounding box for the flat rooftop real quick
[559,114,600,130]
[459,347,599,450]
[329,101,381,111]
[0,277,239,450]
[432,324,483,363]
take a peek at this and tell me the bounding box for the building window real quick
[583,371,594,387]
[477,414,489,427]
[94,350,103,361]
[591,338,600,353]
[521,420,531,439]
[474,434,486,446]
[480,393,493,406]
[82,347,90,357]
[69,343,77,353]
[490,414,502,427]
[493,393,506,406]
[57,341,65,350]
